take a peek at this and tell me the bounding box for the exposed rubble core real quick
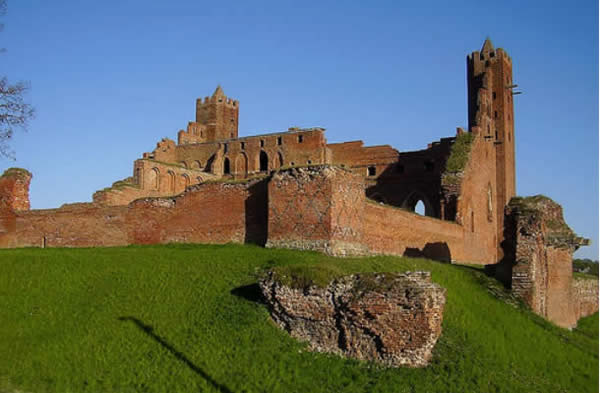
[259,270,446,367]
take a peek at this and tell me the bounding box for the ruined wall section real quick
[0,177,265,248]
[93,159,215,206]
[327,138,454,217]
[266,166,367,256]
[450,131,498,263]
[362,202,464,262]
[175,128,328,179]
[499,196,590,328]
[0,168,32,211]
[572,277,599,321]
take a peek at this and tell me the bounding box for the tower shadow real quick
[118,316,234,393]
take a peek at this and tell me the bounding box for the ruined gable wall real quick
[451,133,499,264]
[327,139,453,216]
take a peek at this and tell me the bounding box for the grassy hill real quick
[0,244,597,393]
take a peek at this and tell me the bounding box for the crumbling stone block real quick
[259,270,446,367]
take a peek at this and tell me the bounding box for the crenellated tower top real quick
[194,85,240,142]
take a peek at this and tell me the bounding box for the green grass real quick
[0,244,597,393]
[443,132,474,176]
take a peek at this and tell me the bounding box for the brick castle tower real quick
[467,38,516,247]
[195,85,239,142]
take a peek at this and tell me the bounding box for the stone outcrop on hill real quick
[259,270,446,367]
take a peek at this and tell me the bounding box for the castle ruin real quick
[0,39,595,328]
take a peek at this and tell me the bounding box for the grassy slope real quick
[0,244,597,393]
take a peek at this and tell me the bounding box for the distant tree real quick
[0,0,34,159]
[573,258,599,276]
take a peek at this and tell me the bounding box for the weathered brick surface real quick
[0,169,31,211]
[572,277,599,321]
[260,271,446,368]
[0,180,264,248]
[266,166,367,256]
[496,196,589,328]
[362,202,464,261]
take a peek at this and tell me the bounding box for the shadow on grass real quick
[118,316,234,393]
[230,283,264,303]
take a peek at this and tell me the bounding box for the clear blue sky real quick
[1,0,598,259]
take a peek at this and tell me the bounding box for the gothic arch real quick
[235,153,248,178]
[402,191,435,217]
[167,170,176,193]
[272,151,284,169]
[205,155,216,173]
[181,174,190,191]
[148,167,160,191]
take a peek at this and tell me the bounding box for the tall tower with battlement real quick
[195,85,239,142]
[467,38,517,249]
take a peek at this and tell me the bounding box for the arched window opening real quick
[402,192,435,218]
[471,211,475,233]
[224,158,231,175]
[236,154,248,178]
[182,174,190,189]
[180,161,188,169]
[136,167,143,187]
[167,171,175,193]
[150,168,160,190]
[414,200,426,215]
[205,155,216,173]
[260,151,269,172]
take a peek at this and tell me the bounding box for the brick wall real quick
[0,180,263,248]
[266,166,367,256]
[362,202,463,261]
[499,196,589,328]
[572,277,599,321]
[452,133,499,263]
